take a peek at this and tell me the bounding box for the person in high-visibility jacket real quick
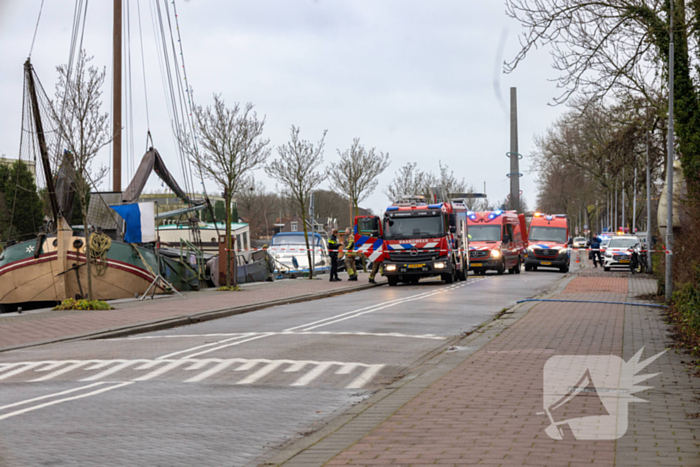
[327,229,341,281]
[344,227,357,281]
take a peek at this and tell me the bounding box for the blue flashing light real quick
[386,206,399,211]
[487,210,503,220]
[546,215,554,221]
[428,204,442,209]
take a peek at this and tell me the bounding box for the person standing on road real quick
[328,229,341,282]
[344,227,357,281]
[590,233,603,268]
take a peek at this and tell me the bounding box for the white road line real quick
[31,361,93,382]
[132,360,190,381]
[176,334,273,360]
[283,289,441,332]
[346,364,385,389]
[236,361,285,385]
[291,362,334,387]
[185,360,239,383]
[80,361,143,381]
[334,363,358,375]
[0,363,47,381]
[117,331,447,341]
[233,360,260,372]
[156,333,257,360]
[0,382,109,412]
[283,362,308,372]
[0,382,133,422]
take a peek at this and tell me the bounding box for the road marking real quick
[237,361,285,385]
[0,382,108,412]
[346,364,384,389]
[156,333,258,360]
[184,360,238,383]
[118,331,446,340]
[0,362,47,381]
[291,362,334,387]
[0,358,386,388]
[0,382,133,422]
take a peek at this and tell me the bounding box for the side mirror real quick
[502,234,511,244]
[450,226,457,234]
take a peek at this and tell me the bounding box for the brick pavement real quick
[0,272,376,350]
[322,269,700,466]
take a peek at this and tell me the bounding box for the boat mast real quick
[112,0,122,192]
[25,60,59,224]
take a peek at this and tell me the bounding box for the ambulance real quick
[525,213,571,272]
[467,210,528,275]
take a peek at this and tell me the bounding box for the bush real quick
[53,298,114,310]
[217,285,241,292]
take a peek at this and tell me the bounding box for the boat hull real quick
[0,230,159,308]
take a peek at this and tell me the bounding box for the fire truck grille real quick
[469,250,489,258]
[389,250,439,263]
[534,249,559,256]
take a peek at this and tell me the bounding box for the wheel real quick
[604,267,610,272]
[515,257,522,274]
[497,259,505,275]
[532,266,538,271]
[458,264,467,281]
[388,276,399,286]
[524,264,531,272]
[560,265,569,273]
[442,271,455,284]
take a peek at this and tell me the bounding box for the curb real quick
[258,272,578,467]
[0,281,384,354]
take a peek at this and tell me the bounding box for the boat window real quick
[272,235,322,246]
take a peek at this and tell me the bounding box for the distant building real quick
[0,157,36,181]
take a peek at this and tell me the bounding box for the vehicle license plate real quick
[471,263,482,267]
[408,264,425,269]
[540,261,552,265]
[620,260,630,263]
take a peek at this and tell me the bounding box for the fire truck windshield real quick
[467,225,501,242]
[384,215,443,239]
[529,226,567,243]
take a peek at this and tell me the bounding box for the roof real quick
[158,222,248,230]
[273,231,324,239]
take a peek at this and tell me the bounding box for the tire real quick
[532,266,538,271]
[497,259,505,275]
[604,267,610,272]
[458,264,467,281]
[515,257,522,274]
[560,265,569,273]
[524,264,531,272]
[442,272,455,284]
[388,276,399,286]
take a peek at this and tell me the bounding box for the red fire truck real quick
[524,213,571,272]
[354,199,470,286]
[467,210,528,275]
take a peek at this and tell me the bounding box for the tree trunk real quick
[225,190,232,287]
[82,209,93,300]
[301,199,313,279]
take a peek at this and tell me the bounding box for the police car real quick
[603,235,640,271]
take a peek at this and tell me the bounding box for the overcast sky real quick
[0,0,565,215]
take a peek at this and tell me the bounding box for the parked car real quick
[267,232,331,275]
[603,235,641,271]
[572,237,587,248]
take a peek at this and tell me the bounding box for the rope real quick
[28,0,46,58]
[129,243,158,280]
[89,232,111,276]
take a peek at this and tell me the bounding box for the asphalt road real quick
[0,268,568,466]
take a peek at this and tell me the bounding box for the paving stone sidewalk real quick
[0,271,376,351]
[319,269,700,466]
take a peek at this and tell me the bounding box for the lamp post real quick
[665,0,675,301]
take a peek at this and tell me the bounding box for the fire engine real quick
[525,213,571,272]
[467,210,528,275]
[353,197,470,286]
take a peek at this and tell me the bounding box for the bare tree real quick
[383,162,429,203]
[179,95,270,287]
[328,138,390,218]
[236,177,279,239]
[51,50,111,300]
[434,161,467,198]
[266,126,327,279]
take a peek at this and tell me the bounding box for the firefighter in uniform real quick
[328,229,341,281]
[368,258,382,284]
[344,227,357,281]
